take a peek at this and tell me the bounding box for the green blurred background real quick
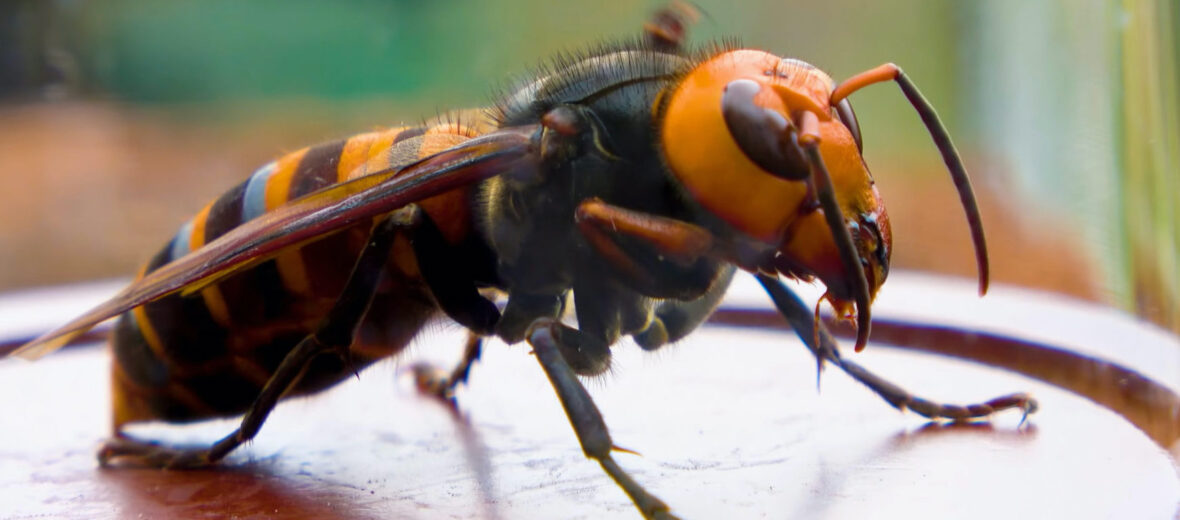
[0,0,1177,335]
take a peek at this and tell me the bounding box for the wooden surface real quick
[1,273,1178,519]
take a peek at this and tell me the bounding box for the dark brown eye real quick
[861,215,888,277]
[721,79,810,181]
[834,97,862,153]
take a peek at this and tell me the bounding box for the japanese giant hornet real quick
[10,4,1035,519]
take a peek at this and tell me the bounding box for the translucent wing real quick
[12,125,539,359]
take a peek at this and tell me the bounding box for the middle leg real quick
[527,318,678,520]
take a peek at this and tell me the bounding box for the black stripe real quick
[290,139,347,199]
[224,259,292,324]
[288,138,366,300]
[204,180,247,241]
[112,312,210,423]
[111,312,171,388]
[198,178,294,326]
[392,125,427,144]
[195,180,250,328]
[140,243,230,366]
[146,242,174,272]
[174,372,265,419]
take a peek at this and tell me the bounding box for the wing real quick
[12,124,540,359]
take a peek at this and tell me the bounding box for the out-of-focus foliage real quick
[2,0,963,152]
[953,0,1179,334]
[1119,0,1179,333]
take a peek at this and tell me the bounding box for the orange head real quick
[659,51,989,352]
[659,49,892,346]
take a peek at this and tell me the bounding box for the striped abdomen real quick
[110,116,494,429]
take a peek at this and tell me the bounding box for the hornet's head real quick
[659,49,985,351]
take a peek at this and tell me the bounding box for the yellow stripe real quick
[111,361,153,430]
[267,148,313,295]
[369,127,404,156]
[418,131,471,158]
[188,203,233,327]
[265,148,307,210]
[338,131,382,182]
[130,266,169,367]
[348,127,408,182]
[131,305,168,366]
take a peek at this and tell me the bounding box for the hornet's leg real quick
[633,265,735,350]
[575,198,768,293]
[412,332,485,408]
[756,273,1037,422]
[573,198,742,350]
[404,208,500,407]
[100,206,437,468]
[528,318,678,520]
[411,208,500,336]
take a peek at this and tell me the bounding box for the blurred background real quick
[0,0,1176,335]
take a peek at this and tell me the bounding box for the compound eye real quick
[721,79,810,181]
[862,218,887,275]
[834,97,863,153]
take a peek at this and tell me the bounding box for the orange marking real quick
[131,304,169,369]
[355,125,477,244]
[265,148,306,210]
[660,50,814,244]
[347,128,406,181]
[111,361,154,430]
[417,189,471,244]
[418,130,470,157]
[189,202,233,327]
[267,148,313,295]
[110,346,212,427]
[337,131,381,182]
[417,128,475,244]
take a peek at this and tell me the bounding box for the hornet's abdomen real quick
[109,120,491,428]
